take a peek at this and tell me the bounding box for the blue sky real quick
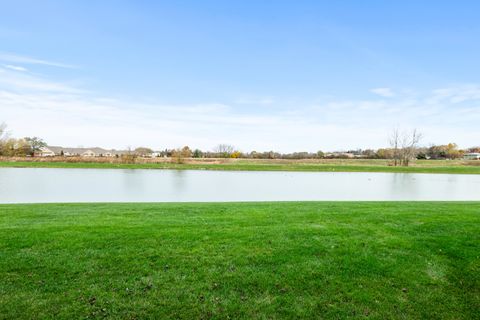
[1,0,479,151]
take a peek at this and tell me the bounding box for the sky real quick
[1,0,479,152]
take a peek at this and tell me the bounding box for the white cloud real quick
[234,97,275,105]
[370,87,395,97]
[0,52,77,69]
[4,64,27,72]
[0,65,479,151]
[0,68,83,93]
[428,85,480,104]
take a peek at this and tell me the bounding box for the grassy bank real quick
[1,202,478,319]
[1,158,480,174]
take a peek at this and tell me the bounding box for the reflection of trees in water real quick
[438,174,460,198]
[121,169,147,192]
[390,173,419,199]
[388,173,463,200]
[172,170,186,193]
[119,169,188,198]
[5,168,476,202]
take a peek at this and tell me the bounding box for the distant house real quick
[464,153,480,160]
[37,147,56,157]
[37,146,128,157]
[82,150,97,157]
[325,152,356,159]
[39,146,80,157]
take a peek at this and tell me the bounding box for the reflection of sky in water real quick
[1,168,479,203]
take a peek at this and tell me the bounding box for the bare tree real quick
[389,128,423,166]
[389,128,401,166]
[121,146,137,163]
[0,123,8,156]
[400,129,422,166]
[214,144,235,158]
[0,123,8,141]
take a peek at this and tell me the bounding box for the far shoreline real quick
[1,157,479,174]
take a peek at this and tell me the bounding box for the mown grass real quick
[1,159,480,174]
[0,202,479,319]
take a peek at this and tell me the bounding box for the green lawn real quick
[1,159,480,174]
[1,202,478,319]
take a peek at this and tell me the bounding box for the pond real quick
[0,168,479,203]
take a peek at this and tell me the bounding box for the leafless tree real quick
[121,146,137,163]
[400,129,422,166]
[390,128,422,167]
[389,128,401,166]
[0,123,8,141]
[214,144,235,158]
[390,128,422,166]
[0,123,8,156]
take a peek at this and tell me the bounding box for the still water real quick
[0,168,479,203]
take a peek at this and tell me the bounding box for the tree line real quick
[0,123,47,157]
[135,130,478,166]
[1,123,478,165]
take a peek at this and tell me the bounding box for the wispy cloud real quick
[0,68,83,93]
[234,97,275,105]
[0,52,77,69]
[428,85,480,104]
[3,64,28,72]
[0,65,478,151]
[370,87,395,97]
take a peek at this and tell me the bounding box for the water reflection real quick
[0,168,479,203]
[172,170,186,193]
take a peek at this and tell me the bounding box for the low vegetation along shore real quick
[1,202,478,319]
[1,157,480,174]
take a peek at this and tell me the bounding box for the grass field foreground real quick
[1,202,479,319]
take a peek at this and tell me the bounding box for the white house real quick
[150,152,162,158]
[81,150,97,157]
[37,147,56,157]
[464,153,480,160]
[37,146,129,157]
